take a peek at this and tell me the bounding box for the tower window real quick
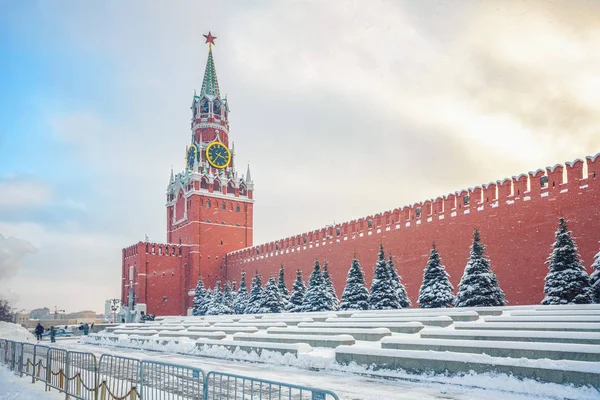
[236,204,240,212]
[415,208,421,217]
[463,195,470,205]
[206,200,211,208]
[222,202,226,210]
[303,237,307,244]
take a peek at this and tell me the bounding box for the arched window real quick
[213,179,221,193]
[206,199,211,208]
[200,177,209,190]
[213,100,221,116]
[239,184,247,196]
[200,98,209,113]
[236,204,240,212]
[227,181,235,194]
[221,202,226,210]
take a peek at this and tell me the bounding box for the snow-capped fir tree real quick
[258,277,286,313]
[590,248,600,304]
[288,269,307,312]
[368,244,401,310]
[340,256,370,310]
[233,270,249,314]
[388,253,411,308]
[322,260,340,311]
[192,276,209,316]
[302,259,332,312]
[206,281,227,315]
[542,218,593,305]
[418,243,455,308]
[243,271,263,314]
[221,281,234,314]
[277,264,290,303]
[455,228,506,307]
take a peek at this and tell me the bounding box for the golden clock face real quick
[206,141,231,169]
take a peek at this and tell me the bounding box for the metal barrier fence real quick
[67,351,98,400]
[98,354,141,400]
[205,371,339,400]
[47,347,68,392]
[0,339,340,400]
[140,360,205,399]
[21,343,35,380]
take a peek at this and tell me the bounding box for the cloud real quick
[0,234,37,303]
[0,177,52,210]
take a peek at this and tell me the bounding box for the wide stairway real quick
[88,304,600,387]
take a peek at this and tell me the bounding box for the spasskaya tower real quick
[122,33,254,316]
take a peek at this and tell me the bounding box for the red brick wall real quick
[227,156,600,306]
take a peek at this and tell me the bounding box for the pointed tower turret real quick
[200,33,220,98]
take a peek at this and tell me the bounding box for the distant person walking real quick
[49,326,56,343]
[34,323,44,341]
[83,323,89,336]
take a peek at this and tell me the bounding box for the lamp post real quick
[109,299,120,324]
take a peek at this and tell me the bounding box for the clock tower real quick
[166,32,254,292]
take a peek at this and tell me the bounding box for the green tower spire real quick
[200,36,220,97]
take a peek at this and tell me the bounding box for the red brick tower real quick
[122,33,254,316]
[166,33,254,290]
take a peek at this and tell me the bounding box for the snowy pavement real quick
[48,338,600,400]
[0,367,62,399]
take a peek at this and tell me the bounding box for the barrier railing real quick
[98,354,141,400]
[0,338,340,400]
[140,360,204,399]
[21,343,35,380]
[47,347,68,392]
[205,371,340,400]
[67,351,98,400]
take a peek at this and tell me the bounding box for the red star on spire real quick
[203,31,217,46]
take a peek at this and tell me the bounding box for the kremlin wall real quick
[121,37,600,317]
[227,154,600,306]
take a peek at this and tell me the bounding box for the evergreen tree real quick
[418,243,455,308]
[455,228,506,307]
[288,269,307,312]
[388,253,411,308]
[369,244,401,310]
[590,248,600,304]
[206,281,227,315]
[233,270,249,314]
[221,281,234,314]
[302,259,331,312]
[322,260,340,311]
[258,277,286,313]
[340,257,370,310]
[542,218,593,305]
[243,271,263,314]
[277,264,290,302]
[192,276,209,316]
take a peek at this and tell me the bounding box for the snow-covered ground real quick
[0,367,63,399]
[47,338,600,400]
[0,322,35,342]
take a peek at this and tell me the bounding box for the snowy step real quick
[266,327,391,341]
[214,322,288,328]
[483,316,600,323]
[349,311,479,321]
[158,330,227,340]
[187,326,259,334]
[342,316,453,327]
[380,337,600,362]
[298,321,424,334]
[419,329,600,345]
[239,317,314,325]
[113,329,158,336]
[233,332,355,348]
[454,322,600,332]
[535,304,600,311]
[195,338,313,356]
[181,322,211,328]
[198,318,235,324]
[509,310,600,317]
[334,346,600,386]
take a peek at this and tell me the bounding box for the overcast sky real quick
[1,0,599,313]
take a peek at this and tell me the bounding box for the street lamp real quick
[109,299,120,324]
